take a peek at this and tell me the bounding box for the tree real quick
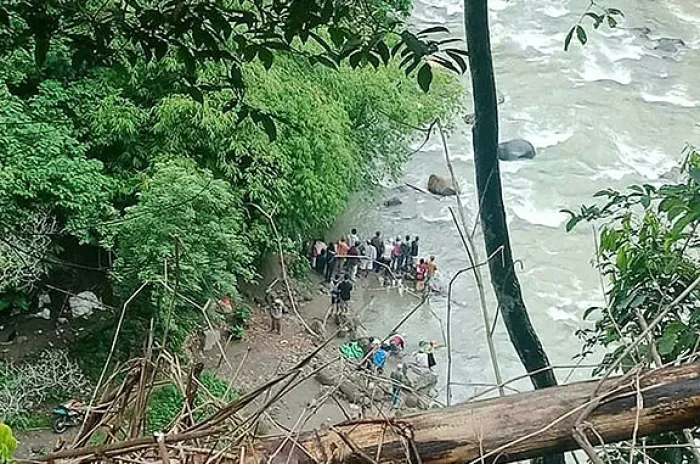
[462,2,561,461]
[0,0,464,363]
[0,0,467,136]
[566,147,700,464]
[463,0,557,389]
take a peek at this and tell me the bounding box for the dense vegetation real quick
[567,147,700,463]
[0,0,462,367]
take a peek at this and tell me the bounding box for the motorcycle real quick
[52,399,85,434]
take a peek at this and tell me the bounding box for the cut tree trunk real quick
[34,363,700,464]
[464,0,557,391]
[246,362,700,464]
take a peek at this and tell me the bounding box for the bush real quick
[146,383,184,433]
[0,423,17,464]
[0,351,90,429]
[146,371,237,433]
[224,304,252,341]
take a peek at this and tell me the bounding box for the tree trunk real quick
[39,363,700,464]
[250,362,700,464]
[464,0,557,391]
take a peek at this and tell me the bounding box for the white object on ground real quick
[69,291,103,318]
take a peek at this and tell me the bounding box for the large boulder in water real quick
[427,174,457,196]
[654,38,685,54]
[497,139,536,161]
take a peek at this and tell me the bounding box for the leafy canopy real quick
[565,147,700,373]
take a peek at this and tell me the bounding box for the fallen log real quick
[31,362,700,464]
[253,362,700,464]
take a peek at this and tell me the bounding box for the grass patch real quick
[146,372,237,433]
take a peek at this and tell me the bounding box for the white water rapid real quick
[333,0,700,402]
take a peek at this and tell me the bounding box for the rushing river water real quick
[333,0,700,402]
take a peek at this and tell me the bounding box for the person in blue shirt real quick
[372,346,387,374]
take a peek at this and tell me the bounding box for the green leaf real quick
[583,306,599,320]
[564,27,575,51]
[689,166,700,184]
[565,216,581,232]
[258,47,274,70]
[594,189,615,197]
[34,38,50,66]
[417,26,449,36]
[313,54,338,69]
[417,63,433,92]
[229,63,244,89]
[615,246,627,270]
[260,114,277,142]
[367,52,380,68]
[658,323,684,356]
[348,51,363,68]
[576,25,588,46]
[154,40,168,60]
[404,57,420,76]
[446,49,467,73]
[187,86,204,104]
[376,41,390,65]
[431,56,459,74]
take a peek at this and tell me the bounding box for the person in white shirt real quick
[364,240,377,277]
[348,228,360,248]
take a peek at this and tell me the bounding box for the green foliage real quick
[565,147,700,463]
[0,0,462,356]
[0,0,466,127]
[565,6,624,51]
[0,353,89,430]
[224,304,252,341]
[147,383,183,433]
[146,371,237,433]
[0,423,17,464]
[4,412,50,431]
[566,148,700,369]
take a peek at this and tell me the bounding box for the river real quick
[332,0,700,402]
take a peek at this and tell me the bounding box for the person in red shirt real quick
[415,258,429,292]
[391,238,402,271]
[336,238,349,275]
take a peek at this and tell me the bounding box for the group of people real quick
[310,230,438,292]
[339,334,438,407]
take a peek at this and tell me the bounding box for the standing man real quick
[371,232,384,271]
[324,243,336,282]
[415,258,429,292]
[391,238,402,271]
[347,241,360,280]
[337,274,353,312]
[410,236,420,266]
[426,255,438,289]
[401,235,411,270]
[269,299,284,335]
[390,363,409,408]
[336,238,349,275]
[365,239,377,277]
[348,229,360,249]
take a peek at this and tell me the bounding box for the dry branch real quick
[247,361,700,464]
[30,361,700,464]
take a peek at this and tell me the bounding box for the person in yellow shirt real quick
[426,256,437,283]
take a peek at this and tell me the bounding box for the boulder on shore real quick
[497,139,536,161]
[427,174,457,196]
